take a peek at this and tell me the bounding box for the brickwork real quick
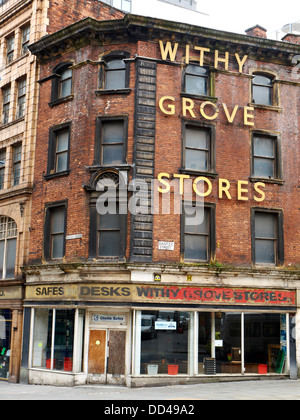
[28,15,300,272]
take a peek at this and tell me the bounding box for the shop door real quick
[88,330,126,384]
[88,330,107,379]
[107,330,126,385]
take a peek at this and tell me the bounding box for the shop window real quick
[0,149,6,190]
[51,63,73,104]
[31,308,85,372]
[183,124,215,173]
[99,52,130,92]
[12,143,22,186]
[95,117,127,166]
[0,309,12,380]
[252,73,274,106]
[135,310,194,375]
[2,85,11,125]
[44,202,67,261]
[182,204,215,262]
[252,209,284,266]
[6,34,14,64]
[46,123,71,177]
[21,24,30,55]
[251,133,282,181]
[0,216,17,279]
[17,78,26,119]
[184,64,208,96]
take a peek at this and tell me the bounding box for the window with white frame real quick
[0,216,17,279]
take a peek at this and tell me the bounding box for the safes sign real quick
[25,284,296,307]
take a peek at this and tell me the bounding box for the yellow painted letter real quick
[194,46,210,66]
[174,174,190,195]
[214,50,229,71]
[159,96,175,115]
[219,179,232,199]
[182,97,196,118]
[254,182,266,202]
[159,40,178,62]
[193,177,212,197]
[200,101,219,120]
[238,180,249,201]
[158,173,170,194]
[235,53,248,73]
[222,104,239,124]
[244,106,255,126]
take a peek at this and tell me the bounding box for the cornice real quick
[28,14,300,66]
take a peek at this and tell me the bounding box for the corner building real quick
[23,9,300,386]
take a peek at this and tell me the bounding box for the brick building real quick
[22,6,300,386]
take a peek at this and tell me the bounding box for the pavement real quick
[0,378,300,401]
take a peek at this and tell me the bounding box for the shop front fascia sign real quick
[25,284,296,307]
[0,286,22,300]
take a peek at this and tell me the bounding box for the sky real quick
[201,0,300,38]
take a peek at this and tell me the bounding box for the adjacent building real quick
[0,0,123,383]
[20,6,300,387]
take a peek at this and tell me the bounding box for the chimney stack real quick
[245,25,267,38]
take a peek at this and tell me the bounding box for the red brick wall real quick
[47,0,124,34]
[29,31,300,269]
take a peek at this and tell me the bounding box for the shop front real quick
[23,282,296,386]
[0,285,23,382]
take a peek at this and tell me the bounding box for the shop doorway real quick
[88,329,126,384]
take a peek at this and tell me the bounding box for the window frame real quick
[181,202,216,263]
[95,116,128,167]
[251,131,282,182]
[17,77,26,119]
[251,72,276,106]
[21,24,30,56]
[46,122,71,179]
[89,178,127,260]
[2,84,11,125]
[12,143,22,187]
[183,63,210,98]
[251,208,284,267]
[44,201,67,261]
[50,62,74,105]
[0,148,6,190]
[0,216,17,279]
[182,121,216,175]
[6,34,15,64]
[98,51,130,94]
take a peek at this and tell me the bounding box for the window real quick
[2,85,11,125]
[101,0,131,12]
[0,149,6,190]
[99,52,130,92]
[47,124,71,177]
[105,59,126,90]
[59,68,72,98]
[0,216,17,279]
[183,124,214,173]
[44,202,67,260]
[184,64,208,96]
[21,24,30,55]
[182,204,215,262]
[252,133,281,180]
[51,63,73,103]
[17,78,26,119]
[95,117,127,166]
[89,173,127,259]
[32,308,85,372]
[252,74,273,106]
[12,144,22,186]
[252,209,284,266]
[97,206,125,257]
[6,34,14,64]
